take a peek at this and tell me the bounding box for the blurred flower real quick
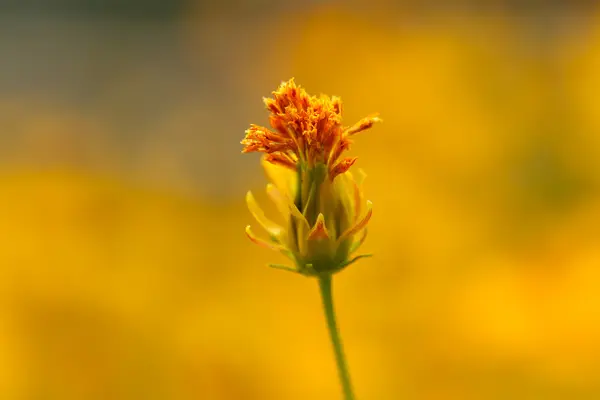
[241,79,380,276]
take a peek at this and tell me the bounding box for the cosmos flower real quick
[242,78,380,276]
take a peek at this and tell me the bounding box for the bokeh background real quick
[1,0,600,398]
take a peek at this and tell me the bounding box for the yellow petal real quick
[349,228,368,254]
[347,169,366,223]
[245,225,286,252]
[265,183,310,255]
[266,183,289,220]
[301,180,316,216]
[262,156,296,198]
[352,181,362,223]
[246,191,283,237]
[333,171,358,224]
[353,168,367,187]
[265,184,310,232]
[337,200,373,243]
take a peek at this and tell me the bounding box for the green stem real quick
[318,275,356,400]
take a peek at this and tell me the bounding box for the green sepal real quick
[335,254,373,271]
[268,264,297,273]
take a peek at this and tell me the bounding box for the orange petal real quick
[330,157,357,180]
[344,115,382,136]
[307,213,330,240]
[265,153,297,171]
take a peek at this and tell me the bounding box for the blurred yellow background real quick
[1,1,600,398]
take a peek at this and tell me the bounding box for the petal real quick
[262,155,296,196]
[347,169,367,223]
[301,180,316,216]
[332,171,358,225]
[337,200,373,243]
[245,225,287,252]
[344,114,382,136]
[265,184,310,232]
[264,153,297,171]
[353,168,367,187]
[307,213,330,240]
[266,183,289,220]
[352,182,362,223]
[351,169,367,221]
[330,157,357,180]
[246,191,284,237]
[266,183,310,255]
[349,228,368,254]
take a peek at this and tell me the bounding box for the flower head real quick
[242,78,380,179]
[242,79,380,276]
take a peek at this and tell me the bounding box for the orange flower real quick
[241,78,380,180]
[242,79,380,276]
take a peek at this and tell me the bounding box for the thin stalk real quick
[318,275,356,400]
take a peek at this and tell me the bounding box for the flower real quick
[242,79,380,276]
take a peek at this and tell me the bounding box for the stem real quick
[318,275,356,400]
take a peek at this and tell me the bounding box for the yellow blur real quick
[1,2,600,399]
